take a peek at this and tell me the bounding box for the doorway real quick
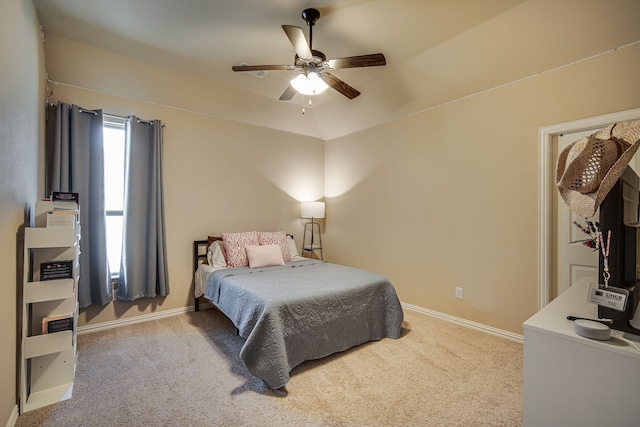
[538,108,640,309]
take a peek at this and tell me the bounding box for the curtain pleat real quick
[117,117,169,300]
[46,102,112,307]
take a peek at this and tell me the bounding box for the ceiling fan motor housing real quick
[295,49,326,67]
[301,8,320,26]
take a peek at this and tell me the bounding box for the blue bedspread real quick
[203,259,404,388]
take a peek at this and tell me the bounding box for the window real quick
[103,115,126,277]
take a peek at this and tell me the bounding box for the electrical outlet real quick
[455,287,463,299]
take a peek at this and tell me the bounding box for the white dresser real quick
[523,280,640,427]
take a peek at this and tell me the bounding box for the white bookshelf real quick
[20,201,80,414]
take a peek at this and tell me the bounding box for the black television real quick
[597,165,640,334]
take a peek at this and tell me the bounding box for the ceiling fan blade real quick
[279,85,297,101]
[326,53,386,69]
[321,73,361,99]
[282,25,313,60]
[232,64,295,72]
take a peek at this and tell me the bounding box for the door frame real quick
[538,108,640,309]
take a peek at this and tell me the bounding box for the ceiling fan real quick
[232,8,386,100]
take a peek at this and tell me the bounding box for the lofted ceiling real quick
[33,0,640,140]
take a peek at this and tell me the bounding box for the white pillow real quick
[286,235,299,258]
[207,241,227,269]
[246,244,285,269]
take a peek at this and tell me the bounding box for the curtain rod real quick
[79,108,97,116]
[46,101,168,129]
[101,112,166,127]
[136,118,166,128]
[48,95,167,127]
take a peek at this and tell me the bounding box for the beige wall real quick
[1,1,635,424]
[0,0,46,423]
[324,42,640,334]
[43,36,325,327]
[2,4,639,423]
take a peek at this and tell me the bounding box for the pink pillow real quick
[246,244,285,269]
[222,231,259,267]
[257,231,291,261]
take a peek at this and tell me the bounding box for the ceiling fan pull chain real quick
[301,95,314,115]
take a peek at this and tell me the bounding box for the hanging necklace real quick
[599,230,611,288]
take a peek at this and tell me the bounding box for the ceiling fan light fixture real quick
[290,72,328,95]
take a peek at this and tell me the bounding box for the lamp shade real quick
[301,201,325,219]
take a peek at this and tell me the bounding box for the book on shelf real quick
[51,207,79,214]
[46,213,75,228]
[42,314,74,334]
[40,260,74,281]
[45,206,79,228]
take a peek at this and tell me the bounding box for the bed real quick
[193,232,404,389]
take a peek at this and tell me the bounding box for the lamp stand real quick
[302,217,323,260]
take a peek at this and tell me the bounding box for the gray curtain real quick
[117,117,169,300]
[45,102,112,307]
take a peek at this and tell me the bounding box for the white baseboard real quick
[5,405,18,427]
[77,301,522,344]
[402,303,524,344]
[77,305,196,335]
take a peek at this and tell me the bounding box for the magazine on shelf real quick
[40,260,74,281]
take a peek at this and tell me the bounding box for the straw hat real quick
[556,120,640,218]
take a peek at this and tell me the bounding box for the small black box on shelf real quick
[40,260,74,281]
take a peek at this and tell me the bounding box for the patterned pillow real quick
[221,231,259,267]
[246,244,285,269]
[257,231,291,261]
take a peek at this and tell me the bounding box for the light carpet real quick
[16,307,523,426]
